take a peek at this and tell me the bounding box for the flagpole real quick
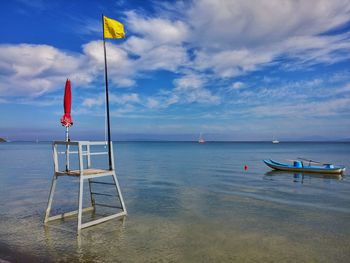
[102,14,113,171]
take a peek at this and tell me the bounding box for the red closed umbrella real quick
[61,79,73,171]
[61,79,73,127]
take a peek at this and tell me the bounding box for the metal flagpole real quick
[102,14,113,171]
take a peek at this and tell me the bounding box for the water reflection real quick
[264,170,343,183]
[43,217,127,262]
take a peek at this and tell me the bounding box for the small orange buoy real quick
[244,165,248,171]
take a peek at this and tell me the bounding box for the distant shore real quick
[0,138,6,143]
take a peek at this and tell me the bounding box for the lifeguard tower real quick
[44,140,127,233]
[44,80,126,233]
[45,16,130,233]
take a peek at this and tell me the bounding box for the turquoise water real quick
[0,142,349,262]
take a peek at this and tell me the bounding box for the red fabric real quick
[60,79,73,127]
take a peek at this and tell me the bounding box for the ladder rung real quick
[91,192,116,197]
[94,203,122,209]
[89,152,108,156]
[90,181,115,185]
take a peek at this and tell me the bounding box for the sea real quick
[0,141,349,262]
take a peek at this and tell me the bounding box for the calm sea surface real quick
[0,142,349,262]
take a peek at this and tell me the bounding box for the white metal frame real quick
[44,141,127,234]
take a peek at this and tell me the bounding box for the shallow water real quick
[0,142,349,262]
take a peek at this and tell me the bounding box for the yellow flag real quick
[103,16,125,39]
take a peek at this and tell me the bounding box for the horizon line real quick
[2,140,350,143]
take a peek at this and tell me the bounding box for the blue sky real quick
[1,0,350,141]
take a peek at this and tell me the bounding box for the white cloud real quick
[273,33,350,69]
[335,83,350,94]
[0,44,92,97]
[126,11,189,44]
[122,13,190,73]
[172,74,220,104]
[110,104,136,116]
[123,36,154,55]
[0,38,187,99]
[146,97,160,108]
[186,0,350,50]
[82,92,140,108]
[137,44,188,72]
[174,74,204,91]
[194,48,274,78]
[187,0,350,76]
[230,82,245,90]
[83,35,189,87]
[248,97,350,118]
[143,92,180,109]
[82,41,136,87]
[112,93,140,104]
[82,96,104,108]
[113,70,219,109]
[225,77,350,120]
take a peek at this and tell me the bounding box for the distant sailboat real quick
[272,136,279,144]
[198,133,205,144]
[272,134,279,143]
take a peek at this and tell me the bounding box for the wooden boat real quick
[263,159,346,174]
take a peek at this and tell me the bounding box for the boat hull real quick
[263,159,345,174]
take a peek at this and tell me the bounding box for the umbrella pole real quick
[65,126,70,171]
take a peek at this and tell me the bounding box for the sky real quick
[1,0,350,141]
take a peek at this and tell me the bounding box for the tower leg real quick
[88,178,95,210]
[111,172,127,214]
[44,174,58,223]
[77,177,84,233]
